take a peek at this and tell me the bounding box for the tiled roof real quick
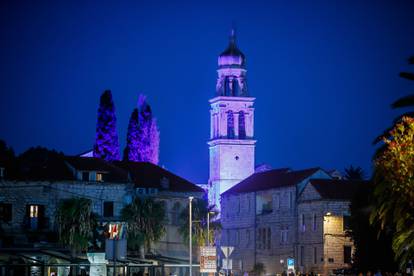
[309,179,367,200]
[114,161,204,193]
[222,167,321,195]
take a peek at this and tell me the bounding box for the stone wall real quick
[221,185,298,275]
[220,179,355,276]
[297,183,353,275]
[0,180,203,259]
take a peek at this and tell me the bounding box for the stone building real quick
[0,156,204,260]
[297,179,360,275]
[220,167,364,275]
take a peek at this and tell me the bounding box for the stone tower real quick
[208,30,256,211]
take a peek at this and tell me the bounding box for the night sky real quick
[1,1,414,183]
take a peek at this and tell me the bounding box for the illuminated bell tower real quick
[208,29,256,211]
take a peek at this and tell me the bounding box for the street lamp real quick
[189,196,194,276]
[207,211,214,246]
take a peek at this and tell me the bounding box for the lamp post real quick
[207,211,212,246]
[189,196,194,276]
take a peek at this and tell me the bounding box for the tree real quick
[136,95,160,164]
[371,117,414,268]
[347,181,397,272]
[123,108,140,161]
[0,140,16,179]
[55,198,97,257]
[251,262,266,276]
[93,90,120,161]
[178,196,219,248]
[374,56,414,145]
[344,165,366,180]
[17,146,72,181]
[121,196,166,258]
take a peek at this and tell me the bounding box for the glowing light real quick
[30,205,38,218]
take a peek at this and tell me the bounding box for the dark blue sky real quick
[1,1,413,183]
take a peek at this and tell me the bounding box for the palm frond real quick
[392,94,414,109]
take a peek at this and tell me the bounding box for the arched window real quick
[238,111,246,139]
[224,77,231,96]
[227,111,235,139]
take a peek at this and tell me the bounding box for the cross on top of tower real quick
[218,28,246,68]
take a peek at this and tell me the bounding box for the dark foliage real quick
[0,140,17,179]
[344,165,366,180]
[347,181,398,272]
[374,56,414,145]
[16,147,72,181]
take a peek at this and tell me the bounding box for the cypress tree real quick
[123,108,140,161]
[93,90,120,161]
[136,95,160,164]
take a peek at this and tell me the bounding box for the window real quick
[238,111,246,139]
[257,228,269,250]
[280,229,288,244]
[344,246,352,264]
[267,228,271,249]
[300,214,306,232]
[289,191,294,208]
[262,228,266,250]
[103,201,114,217]
[0,167,4,178]
[257,228,262,249]
[30,205,39,218]
[171,202,181,225]
[343,215,351,231]
[96,173,103,182]
[235,230,240,245]
[82,171,90,181]
[236,197,240,214]
[0,203,12,222]
[275,194,280,209]
[246,229,251,246]
[313,247,317,264]
[313,213,317,231]
[227,111,235,139]
[300,246,304,266]
[257,193,272,214]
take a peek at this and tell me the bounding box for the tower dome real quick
[218,29,246,68]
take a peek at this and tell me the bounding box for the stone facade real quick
[221,184,299,274]
[220,170,357,276]
[297,183,353,275]
[0,179,203,260]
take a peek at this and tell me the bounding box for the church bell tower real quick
[208,30,256,211]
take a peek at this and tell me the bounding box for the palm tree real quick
[121,196,166,258]
[251,262,266,276]
[374,56,414,145]
[55,198,97,257]
[178,197,220,248]
[343,165,366,180]
[371,117,414,268]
